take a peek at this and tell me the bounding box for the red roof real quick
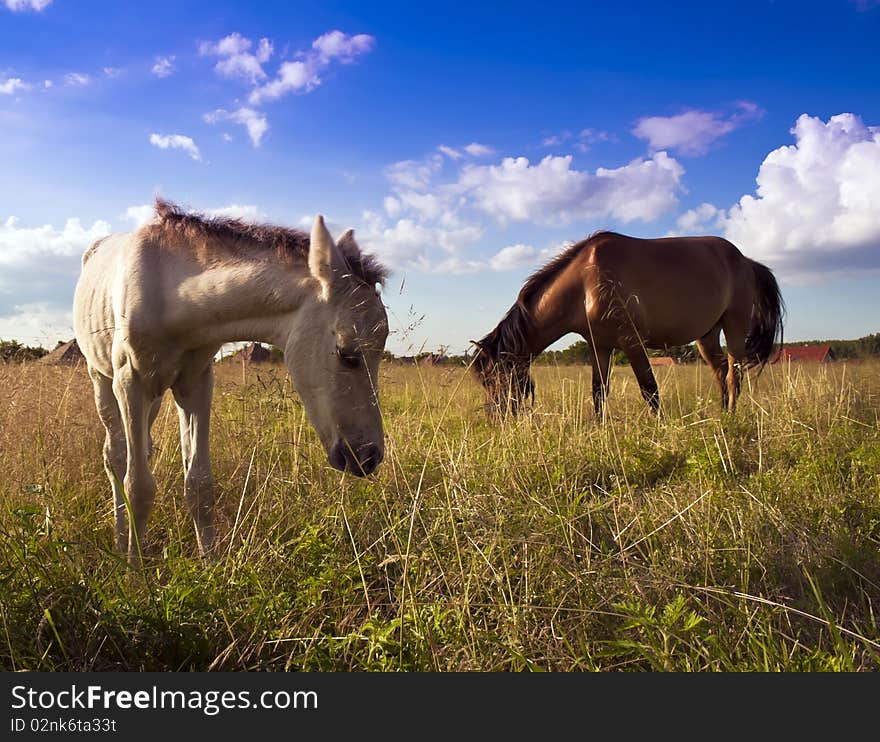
[771,345,834,363]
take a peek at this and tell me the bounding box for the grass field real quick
[1,357,878,671]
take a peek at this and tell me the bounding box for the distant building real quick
[234,342,271,364]
[771,345,835,363]
[39,339,85,365]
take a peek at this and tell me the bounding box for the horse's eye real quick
[336,346,361,369]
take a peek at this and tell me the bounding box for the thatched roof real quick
[39,339,84,365]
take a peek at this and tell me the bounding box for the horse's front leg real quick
[623,346,660,414]
[112,359,158,567]
[589,345,612,421]
[173,363,217,557]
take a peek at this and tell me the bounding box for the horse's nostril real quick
[329,440,348,472]
[329,440,383,476]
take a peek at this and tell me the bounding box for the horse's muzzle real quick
[329,439,384,477]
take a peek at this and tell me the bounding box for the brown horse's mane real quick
[473,231,619,368]
[145,197,387,286]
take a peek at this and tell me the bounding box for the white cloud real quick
[675,202,726,234]
[437,145,462,160]
[542,129,613,152]
[720,112,880,280]
[3,0,53,10]
[385,155,444,190]
[204,107,267,147]
[43,79,52,88]
[151,56,175,78]
[247,60,318,103]
[123,204,154,227]
[103,66,123,78]
[0,77,28,94]
[362,142,684,274]
[633,102,763,156]
[0,214,110,345]
[125,202,265,229]
[488,243,538,271]
[311,30,374,63]
[204,204,265,221]
[149,133,201,161]
[248,29,374,105]
[458,152,684,224]
[463,142,493,157]
[64,72,90,87]
[199,33,272,84]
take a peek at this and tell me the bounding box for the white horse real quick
[73,199,389,565]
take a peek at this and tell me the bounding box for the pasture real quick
[1,358,878,671]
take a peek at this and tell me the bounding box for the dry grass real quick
[1,358,878,670]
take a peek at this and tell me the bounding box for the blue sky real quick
[1,0,879,354]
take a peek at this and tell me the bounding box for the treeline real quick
[785,333,880,360]
[0,340,48,362]
[535,341,697,366]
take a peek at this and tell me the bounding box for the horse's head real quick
[470,340,534,420]
[285,215,389,476]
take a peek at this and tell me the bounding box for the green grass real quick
[1,358,878,670]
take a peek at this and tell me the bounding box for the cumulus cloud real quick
[199,33,272,84]
[0,77,28,94]
[149,133,201,161]
[124,204,154,227]
[204,204,266,221]
[125,201,265,229]
[151,56,175,78]
[3,0,53,10]
[311,30,374,63]
[64,72,90,87]
[103,66,123,78]
[720,112,880,280]
[437,145,462,160]
[204,107,267,147]
[633,101,763,156]
[675,202,726,234]
[247,60,319,103]
[457,152,684,224]
[488,243,539,271]
[362,142,685,274]
[542,128,613,152]
[463,142,493,157]
[248,29,374,105]
[0,214,110,345]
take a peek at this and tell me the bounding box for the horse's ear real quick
[309,214,334,297]
[336,228,356,252]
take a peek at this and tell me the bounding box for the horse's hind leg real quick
[622,345,660,413]
[695,327,730,410]
[89,367,129,553]
[173,361,216,556]
[589,345,612,420]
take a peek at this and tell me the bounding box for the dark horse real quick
[472,231,784,418]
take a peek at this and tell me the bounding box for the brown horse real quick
[472,231,784,418]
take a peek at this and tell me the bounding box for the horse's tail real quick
[744,259,785,369]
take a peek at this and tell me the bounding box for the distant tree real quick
[0,339,48,362]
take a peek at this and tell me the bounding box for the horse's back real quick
[580,233,747,347]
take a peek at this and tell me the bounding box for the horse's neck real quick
[519,286,578,358]
[167,258,311,348]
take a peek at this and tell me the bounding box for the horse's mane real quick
[473,231,619,368]
[147,197,387,286]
